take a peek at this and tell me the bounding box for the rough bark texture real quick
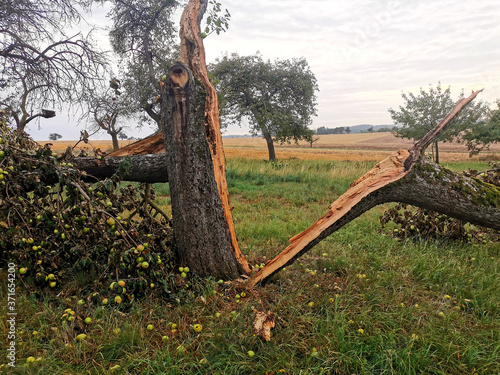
[159,62,240,279]
[73,154,169,183]
[249,90,496,286]
[178,0,250,274]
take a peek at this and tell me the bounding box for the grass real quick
[1,157,499,374]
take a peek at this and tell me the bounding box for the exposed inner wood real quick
[178,0,250,274]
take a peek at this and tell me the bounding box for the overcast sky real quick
[28,0,500,140]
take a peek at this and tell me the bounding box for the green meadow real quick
[1,158,498,374]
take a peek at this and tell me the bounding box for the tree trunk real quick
[177,0,250,274]
[264,132,276,161]
[434,141,440,164]
[158,62,240,279]
[111,132,120,151]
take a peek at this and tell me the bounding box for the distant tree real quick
[367,126,374,133]
[118,132,129,140]
[82,78,133,151]
[48,133,62,141]
[389,84,491,163]
[210,53,319,160]
[345,127,351,134]
[0,0,108,133]
[462,100,500,155]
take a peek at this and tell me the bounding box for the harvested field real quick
[40,132,499,162]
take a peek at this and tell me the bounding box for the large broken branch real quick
[249,90,498,286]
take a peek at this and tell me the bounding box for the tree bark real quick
[73,154,169,183]
[177,0,250,274]
[158,61,241,279]
[249,89,496,286]
[111,132,120,151]
[263,131,276,161]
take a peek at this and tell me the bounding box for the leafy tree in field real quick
[48,133,62,141]
[118,132,129,140]
[106,0,180,127]
[210,53,319,161]
[389,84,492,163]
[0,0,108,133]
[462,100,500,155]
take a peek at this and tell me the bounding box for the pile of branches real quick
[0,114,192,304]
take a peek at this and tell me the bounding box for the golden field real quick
[39,132,499,162]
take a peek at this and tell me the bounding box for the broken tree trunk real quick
[73,154,169,183]
[158,61,242,279]
[249,90,499,286]
[178,0,250,274]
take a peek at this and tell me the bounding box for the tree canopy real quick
[388,84,492,163]
[0,0,108,132]
[210,53,319,160]
[107,0,180,127]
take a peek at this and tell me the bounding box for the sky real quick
[27,0,500,140]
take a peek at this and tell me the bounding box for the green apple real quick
[118,280,126,287]
[19,267,27,274]
[247,350,255,357]
[147,324,154,331]
[137,244,145,252]
[83,227,90,234]
[179,267,184,272]
[106,217,115,226]
[48,274,56,281]
[114,295,122,304]
[181,272,187,278]
[78,299,85,305]
[26,356,36,363]
[102,298,108,305]
[84,317,92,324]
[49,281,56,288]
[141,261,149,269]
[75,333,87,341]
[183,267,190,273]
[192,324,202,333]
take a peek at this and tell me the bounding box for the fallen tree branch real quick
[73,154,169,183]
[249,90,498,286]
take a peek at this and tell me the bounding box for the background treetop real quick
[388,83,494,163]
[210,53,319,160]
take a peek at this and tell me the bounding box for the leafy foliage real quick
[381,163,500,243]
[0,114,193,305]
[210,53,319,160]
[107,0,180,126]
[201,0,231,38]
[388,84,492,163]
[462,100,500,156]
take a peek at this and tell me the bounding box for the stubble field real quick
[39,132,500,162]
